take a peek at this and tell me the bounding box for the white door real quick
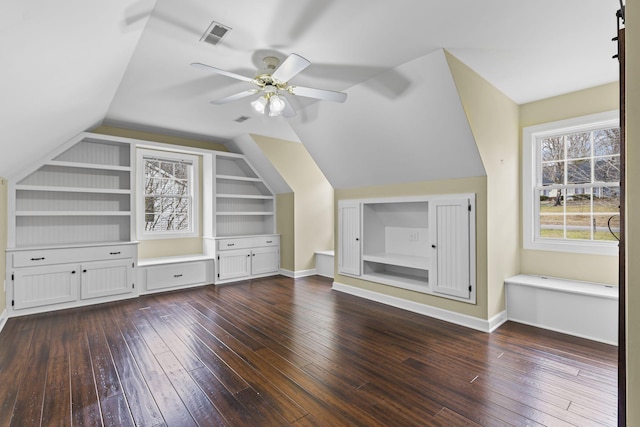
[81,259,134,300]
[251,246,279,276]
[430,198,471,299]
[13,264,80,309]
[217,249,251,281]
[338,201,361,276]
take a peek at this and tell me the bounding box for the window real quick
[523,111,620,255]
[137,149,199,239]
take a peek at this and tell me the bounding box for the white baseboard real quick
[280,268,317,278]
[332,282,505,333]
[0,308,8,336]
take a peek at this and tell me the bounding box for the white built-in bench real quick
[505,274,618,345]
[138,255,215,294]
[315,250,334,278]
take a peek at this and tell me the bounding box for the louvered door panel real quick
[81,259,133,300]
[430,198,470,299]
[338,201,361,276]
[14,264,80,309]
[218,249,251,281]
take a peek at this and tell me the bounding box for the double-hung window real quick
[137,149,199,239]
[523,111,620,255]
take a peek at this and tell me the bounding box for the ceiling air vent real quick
[200,21,231,46]
[234,116,250,123]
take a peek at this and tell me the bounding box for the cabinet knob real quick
[83,269,87,273]
[355,238,359,241]
[432,244,436,248]
[31,257,45,261]
[173,274,183,278]
[109,251,121,255]
[71,270,76,274]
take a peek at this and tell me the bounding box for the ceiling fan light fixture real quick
[251,96,268,113]
[269,94,286,114]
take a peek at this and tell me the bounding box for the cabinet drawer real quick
[146,261,208,291]
[12,244,135,267]
[217,238,253,251]
[252,235,279,247]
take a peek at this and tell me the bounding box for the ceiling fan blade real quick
[271,53,310,82]
[211,89,259,105]
[290,85,348,103]
[282,98,297,118]
[191,62,254,83]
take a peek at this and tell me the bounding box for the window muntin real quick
[523,111,620,255]
[137,149,199,239]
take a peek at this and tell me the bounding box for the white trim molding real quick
[279,268,317,279]
[0,308,7,335]
[332,281,506,333]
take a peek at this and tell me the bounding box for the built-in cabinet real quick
[204,152,280,284]
[5,133,138,315]
[338,194,475,303]
[7,242,137,313]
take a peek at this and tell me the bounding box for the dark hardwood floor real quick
[0,275,617,426]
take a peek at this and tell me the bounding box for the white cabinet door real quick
[430,198,471,299]
[251,247,279,276]
[81,259,134,300]
[338,201,361,276]
[13,264,80,309]
[218,249,252,281]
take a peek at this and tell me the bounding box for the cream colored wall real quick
[252,135,333,272]
[519,83,619,285]
[93,126,229,259]
[276,193,295,271]
[626,0,639,423]
[0,178,7,314]
[335,177,488,319]
[446,52,520,319]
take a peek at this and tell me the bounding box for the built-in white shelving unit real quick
[204,152,280,284]
[11,135,133,248]
[338,195,476,303]
[6,133,138,316]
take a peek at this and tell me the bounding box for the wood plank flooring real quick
[0,275,617,426]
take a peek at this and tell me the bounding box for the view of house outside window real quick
[537,127,620,241]
[523,111,620,255]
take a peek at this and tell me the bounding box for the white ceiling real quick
[1,0,620,183]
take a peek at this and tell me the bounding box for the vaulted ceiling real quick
[1,0,619,187]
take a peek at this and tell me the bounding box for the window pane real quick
[539,189,563,211]
[541,136,564,162]
[565,215,591,240]
[565,191,591,213]
[539,215,564,239]
[594,128,620,156]
[542,162,564,185]
[566,159,591,184]
[566,132,591,160]
[595,214,620,241]
[594,156,620,182]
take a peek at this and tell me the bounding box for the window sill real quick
[523,239,619,256]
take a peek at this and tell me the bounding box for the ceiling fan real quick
[191,53,347,117]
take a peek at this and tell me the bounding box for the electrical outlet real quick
[409,232,419,241]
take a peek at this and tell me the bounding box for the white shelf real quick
[216,174,262,182]
[217,194,273,200]
[363,252,430,270]
[362,271,429,289]
[15,185,131,194]
[47,160,131,172]
[216,212,274,216]
[16,211,131,217]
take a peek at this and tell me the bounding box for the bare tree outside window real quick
[144,158,192,232]
[538,127,620,241]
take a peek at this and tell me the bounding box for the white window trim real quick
[137,148,200,240]
[522,110,619,256]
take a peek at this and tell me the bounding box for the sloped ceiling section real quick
[288,49,486,190]
[0,0,154,178]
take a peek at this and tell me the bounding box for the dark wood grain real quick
[0,275,617,426]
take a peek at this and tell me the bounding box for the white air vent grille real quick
[200,21,231,46]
